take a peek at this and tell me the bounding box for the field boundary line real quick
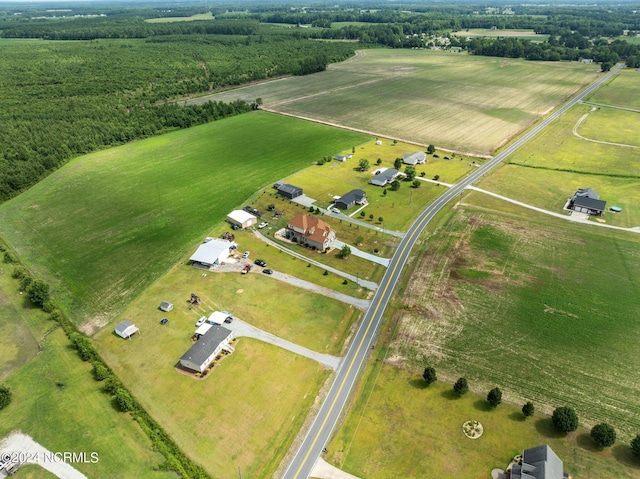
[572,107,640,149]
[260,107,491,159]
[581,100,640,113]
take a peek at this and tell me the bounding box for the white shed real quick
[115,320,139,339]
[227,210,257,229]
[189,239,233,267]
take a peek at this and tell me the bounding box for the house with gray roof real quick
[335,189,367,210]
[179,325,234,373]
[568,188,606,216]
[114,320,139,339]
[509,445,565,479]
[370,168,400,187]
[276,183,303,199]
[403,151,427,165]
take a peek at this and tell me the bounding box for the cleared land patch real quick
[145,12,215,22]
[328,365,640,478]
[453,28,549,41]
[587,69,640,109]
[0,112,367,329]
[388,201,640,440]
[186,49,599,155]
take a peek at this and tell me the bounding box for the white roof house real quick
[227,210,257,228]
[189,239,233,267]
[115,320,139,339]
[208,311,232,325]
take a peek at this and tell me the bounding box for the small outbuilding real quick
[115,320,139,339]
[335,189,367,210]
[568,188,606,216]
[403,151,427,165]
[276,183,303,199]
[179,325,234,373]
[227,210,257,229]
[370,168,400,187]
[159,301,174,312]
[189,239,234,268]
[334,155,347,162]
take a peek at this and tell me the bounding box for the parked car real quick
[224,316,233,324]
[160,318,169,325]
[196,316,206,327]
[254,259,267,267]
[331,208,341,214]
[258,221,268,229]
[242,251,250,259]
[231,224,240,230]
[241,264,252,274]
[262,268,273,275]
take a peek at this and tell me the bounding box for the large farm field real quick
[387,198,640,441]
[328,364,640,478]
[0,273,171,479]
[476,70,640,229]
[186,49,600,155]
[0,112,367,330]
[452,28,549,41]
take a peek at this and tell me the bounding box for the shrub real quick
[19,275,33,291]
[487,387,502,408]
[453,377,468,396]
[591,423,616,448]
[522,401,535,417]
[27,279,50,307]
[42,300,56,313]
[93,362,111,381]
[631,434,640,460]
[0,384,12,410]
[104,377,121,395]
[115,388,135,412]
[552,406,578,433]
[3,252,15,264]
[11,266,27,279]
[69,333,96,362]
[360,211,366,217]
[422,367,437,386]
[323,270,328,276]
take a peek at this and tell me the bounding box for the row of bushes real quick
[5,254,210,479]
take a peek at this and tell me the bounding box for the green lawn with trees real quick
[0,112,367,329]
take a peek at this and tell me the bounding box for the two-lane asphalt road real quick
[281,64,622,479]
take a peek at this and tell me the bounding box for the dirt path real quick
[573,106,640,149]
[0,432,89,479]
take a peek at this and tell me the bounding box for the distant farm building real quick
[403,151,427,165]
[568,188,606,216]
[159,301,173,312]
[286,214,336,250]
[227,209,257,229]
[334,155,348,162]
[115,320,139,339]
[509,444,564,479]
[370,168,400,187]
[189,238,235,268]
[375,140,382,145]
[335,189,367,210]
[179,325,234,373]
[275,183,303,199]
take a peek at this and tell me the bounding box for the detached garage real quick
[115,320,139,339]
[227,210,257,229]
[189,239,234,268]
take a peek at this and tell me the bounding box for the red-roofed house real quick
[287,215,336,251]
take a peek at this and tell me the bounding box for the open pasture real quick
[388,200,640,440]
[0,275,171,479]
[187,49,599,155]
[145,12,216,22]
[453,28,549,41]
[0,112,367,330]
[587,69,640,109]
[329,364,640,478]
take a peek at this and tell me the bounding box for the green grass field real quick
[0,112,367,330]
[388,199,640,441]
[587,69,640,108]
[453,28,549,41]
[145,12,215,23]
[476,99,640,228]
[186,49,598,155]
[329,363,640,478]
[0,273,172,479]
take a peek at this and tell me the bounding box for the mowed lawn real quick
[0,274,172,479]
[0,112,367,329]
[478,98,640,228]
[329,364,640,478]
[187,49,600,155]
[389,200,640,440]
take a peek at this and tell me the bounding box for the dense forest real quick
[1,1,639,201]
